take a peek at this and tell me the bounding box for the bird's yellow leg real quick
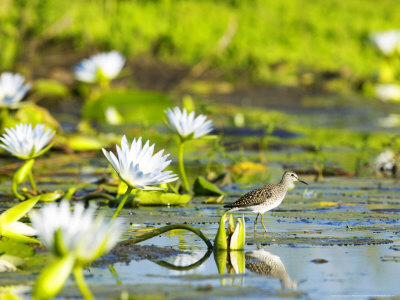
[254,213,259,232]
[260,214,268,233]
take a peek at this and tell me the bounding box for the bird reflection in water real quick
[245,248,297,290]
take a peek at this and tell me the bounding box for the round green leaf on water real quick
[135,191,192,206]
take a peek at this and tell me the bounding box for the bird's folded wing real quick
[225,188,272,208]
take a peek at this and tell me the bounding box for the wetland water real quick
[1,155,400,299]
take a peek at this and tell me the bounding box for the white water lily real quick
[0,72,31,108]
[0,255,25,272]
[375,84,400,102]
[0,123,55,160]
[378,114,400,128]
[102,136,178,190]
[30,201,123,264]
[74,51,125,83]
[166,107,213,140]
[371,30,400,55]
[375,149,396,172]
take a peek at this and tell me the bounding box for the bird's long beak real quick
[299,179,308,185]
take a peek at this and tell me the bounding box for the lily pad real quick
[193,176,224,196]
[134,191,192,206]
[64,134,111,151]
[82,90,172,124]
[15,103,60,130]
[38,190,64,202]
[34,79,69,98]
[0,240,34,258]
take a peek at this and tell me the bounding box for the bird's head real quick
[282,171,308,185]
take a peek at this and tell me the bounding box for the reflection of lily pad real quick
[82,90,172,124]
[135,191,192,206]
[193,176,224,196]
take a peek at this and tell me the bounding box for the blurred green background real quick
[1,0,399,90]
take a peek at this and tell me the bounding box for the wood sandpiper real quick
[224,171,308,233]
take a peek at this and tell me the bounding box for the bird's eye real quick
[291,174,294,177]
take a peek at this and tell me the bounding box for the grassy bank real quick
[1,0,399,85]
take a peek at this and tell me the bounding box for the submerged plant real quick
[74,51,125,87]
[165,106,213,192]
[0,123,55,200]
[103,135,178,219]
[30,201,123,300]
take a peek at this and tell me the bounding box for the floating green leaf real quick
[65,134,108,151]
[82,90,172,124]
[135,191,192,206]
[39,190,64,202]
[193,176,224,196]
[15,103,60,130]
[0,240,34,258]
[34,79,69,98]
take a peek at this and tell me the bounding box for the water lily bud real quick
[228,214,236,234]
[214,213,228,250]
[230,215,245,250]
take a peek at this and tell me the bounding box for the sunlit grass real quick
[1,0,400,85]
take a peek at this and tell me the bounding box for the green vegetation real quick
[2,0,400,87]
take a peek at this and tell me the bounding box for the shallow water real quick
[1,161,400,299]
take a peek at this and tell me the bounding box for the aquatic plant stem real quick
[73,266,94,300]
[11,180,25,200]
[28,170,38,192]
[178,141,190,192]
[111,186,133,221]
[127,224,213,249]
